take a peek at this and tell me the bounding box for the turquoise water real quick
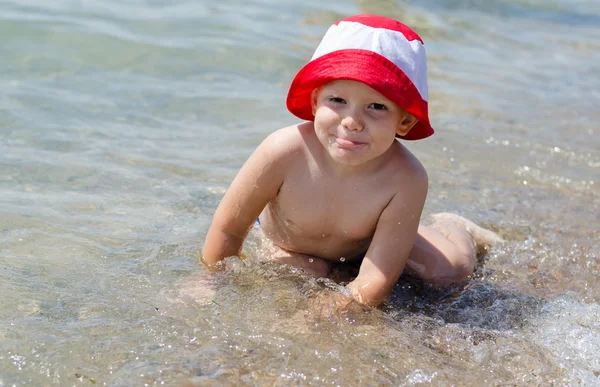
[1,0,599,385]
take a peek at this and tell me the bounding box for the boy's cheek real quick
[315,106,341,124]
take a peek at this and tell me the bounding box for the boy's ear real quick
[396,113,418,137]
[310,88,320,116]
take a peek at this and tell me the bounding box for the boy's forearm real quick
[201,227,245,265]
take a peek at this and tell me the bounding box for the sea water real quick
[1,0,599,385]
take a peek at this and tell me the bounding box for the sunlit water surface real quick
[1,0,599,385]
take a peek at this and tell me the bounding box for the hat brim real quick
[286,49,434,141]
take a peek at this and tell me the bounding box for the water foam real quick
[527,295,600,384]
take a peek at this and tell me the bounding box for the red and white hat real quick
[286,14,434,140]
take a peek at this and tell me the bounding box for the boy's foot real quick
[430,212,504,251]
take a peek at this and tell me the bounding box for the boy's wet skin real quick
[202,15,503,306]
[258,79,427,282]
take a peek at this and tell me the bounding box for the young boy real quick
[202,15,502,306]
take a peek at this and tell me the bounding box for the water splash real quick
[527,296,600,385]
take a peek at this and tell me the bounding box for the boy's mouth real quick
[334,137,366,148]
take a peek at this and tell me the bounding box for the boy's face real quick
[311,80,417,167]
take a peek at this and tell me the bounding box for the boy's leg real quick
[254,223,332,277]
[270,248,333,277]
[260,240,332,277]
[405,213,504,284]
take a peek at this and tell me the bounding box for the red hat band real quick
[286,14,434,141]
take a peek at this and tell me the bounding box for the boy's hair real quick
[286,14,434,141]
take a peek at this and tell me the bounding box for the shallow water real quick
[1,0,599,385]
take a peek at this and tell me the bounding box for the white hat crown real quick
[311,20,429,102]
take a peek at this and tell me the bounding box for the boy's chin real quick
[327,150,376,167]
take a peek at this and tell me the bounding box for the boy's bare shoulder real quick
[259,123,312,157]
[387,142,428,194]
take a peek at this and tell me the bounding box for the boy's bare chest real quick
[269,175,393,241]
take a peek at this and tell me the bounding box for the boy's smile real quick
[333,136,367,149]
[311,80,417,168]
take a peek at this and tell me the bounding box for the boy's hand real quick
[309,290,367,320]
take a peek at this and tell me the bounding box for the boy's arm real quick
[347,168,428,306]
[202,129,294,265]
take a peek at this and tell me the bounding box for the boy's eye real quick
[328,97,346,104]
[369,103,387,111]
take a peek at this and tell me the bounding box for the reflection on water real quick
[1,0,599,385]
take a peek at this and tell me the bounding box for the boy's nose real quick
[341,111,364,131]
